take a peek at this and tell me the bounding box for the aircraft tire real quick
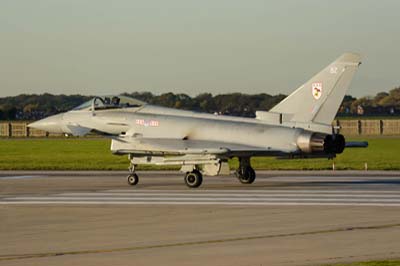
[184,170,203,188]
[127,173,139,186]
[236,166,256,184]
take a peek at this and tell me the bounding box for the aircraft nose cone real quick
[28,113,65,133]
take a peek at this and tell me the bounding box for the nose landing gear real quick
[127,164,139,186]
[127,173,139,186]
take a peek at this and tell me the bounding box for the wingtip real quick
[337,52,362,64]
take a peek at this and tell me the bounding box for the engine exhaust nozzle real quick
[297,132,345,154]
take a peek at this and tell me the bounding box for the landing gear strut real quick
[127,164,139,186]
[184,170,203,188]
[235,157,256,184]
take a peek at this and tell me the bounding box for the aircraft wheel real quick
[184,170,203,188]
[236,166,256,184]
[127,173,139,186]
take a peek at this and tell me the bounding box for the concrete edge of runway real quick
[0,170,399,177]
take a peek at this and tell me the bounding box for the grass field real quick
[0,137,399,170]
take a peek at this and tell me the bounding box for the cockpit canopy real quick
[73,95,146,111]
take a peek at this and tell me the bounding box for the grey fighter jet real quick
[29,53,367,188]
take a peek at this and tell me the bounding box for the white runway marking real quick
[0,175,44,180]
[60,192,400,198]
[1,189,400,206]
[105,189,400,194]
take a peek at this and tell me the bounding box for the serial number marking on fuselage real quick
[135,119,159,127]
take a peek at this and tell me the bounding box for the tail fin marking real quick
[270,53,361,125]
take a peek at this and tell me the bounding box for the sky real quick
[0,0,399,98]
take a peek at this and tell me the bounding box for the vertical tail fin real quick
[270,53,361,125]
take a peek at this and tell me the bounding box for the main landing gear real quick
[126,157,256,187]
[235,157,256,184]
[184,170,203,188]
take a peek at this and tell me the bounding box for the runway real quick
[3,189,400,207]
[1,171,400,266]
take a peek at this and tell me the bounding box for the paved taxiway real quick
[1,171,400,265]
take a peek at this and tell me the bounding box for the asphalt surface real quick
[1,171,400,266]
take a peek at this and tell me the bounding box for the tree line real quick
[0,87,399,121]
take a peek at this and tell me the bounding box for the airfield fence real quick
[1,120,400,137]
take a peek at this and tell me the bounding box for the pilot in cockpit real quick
[104,97,111,105]
[111,96,120,106]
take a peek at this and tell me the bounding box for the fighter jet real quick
[29,53,367,188]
